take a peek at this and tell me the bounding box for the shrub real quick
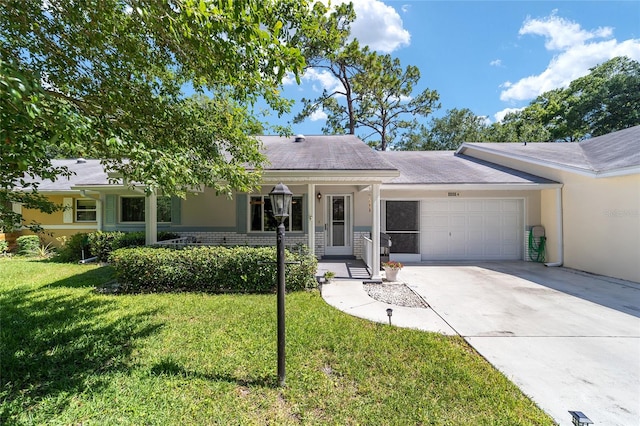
[88,231,125,262]
[53,233,91,263]
[87,231,181,262]
[0,240,8,255]
[110,246,318,294]
[16,235,40,256]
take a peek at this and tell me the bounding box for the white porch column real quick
[145,190,157,245]
[307,183,315,256]
[371,183,382,281]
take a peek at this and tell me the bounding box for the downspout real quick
[545,187,564,267]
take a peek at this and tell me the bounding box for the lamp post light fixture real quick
[386,308,393,325]
[568,411,593,426]
[269,182,293,387]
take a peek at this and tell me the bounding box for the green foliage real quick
[88,231,125,262]
[352,53,440,151]
[1,0,310,226]
[15,235,40,256]
[53,233,91,263]
[0,241,8,255]
[87,231,180,262]
[110,246,318,294]
[479,56,640,143]
[294,4,439,150]
[33,242,56,259]
[398,108,486,150]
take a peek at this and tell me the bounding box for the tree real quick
[294,3,439,150]
[569,56,640,137]
[397,108,486,150]
[480,110,551,143]
[1,0,309,231]
[482,56,640,143]
[351,53,440,151]
[293,2,360,135]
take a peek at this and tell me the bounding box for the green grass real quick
[0,258,554,425]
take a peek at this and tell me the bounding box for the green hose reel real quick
[528,226,546,263]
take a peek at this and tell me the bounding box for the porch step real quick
[321,255,356,260]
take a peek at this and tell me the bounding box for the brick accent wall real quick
[177,232,309,250]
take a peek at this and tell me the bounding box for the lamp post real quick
[269,182,293,387]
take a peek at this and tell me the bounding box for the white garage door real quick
[421,199,523,260]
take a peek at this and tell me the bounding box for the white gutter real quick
[545,187,564,267]
[382,183,562,191]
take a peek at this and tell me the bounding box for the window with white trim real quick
[120,196,172,223]
[249,195,303,232]
[76,199,97,222]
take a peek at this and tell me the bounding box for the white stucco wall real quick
[466,150,640,282]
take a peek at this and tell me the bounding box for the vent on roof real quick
[294,134,306,142]
[76,158,87,164]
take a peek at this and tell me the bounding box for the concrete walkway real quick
[319,261,640,426]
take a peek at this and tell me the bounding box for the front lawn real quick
[0,259,553,425]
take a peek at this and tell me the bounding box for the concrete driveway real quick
[398,261,640,426]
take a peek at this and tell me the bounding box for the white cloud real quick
[325,0,410,53]
[309,108,328,122]
[494,107,524,123]
[520,12,613,51]
[401,4,411,14]
[490,59,503,67]
[301,68,343,94]
[500,13,640,103]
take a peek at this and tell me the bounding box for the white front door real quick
[325,194,353,256]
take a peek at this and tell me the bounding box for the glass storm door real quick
[325,195,352,256]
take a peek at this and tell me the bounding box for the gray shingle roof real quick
[22,159,109,191]
[258,135,396,171]
[19,136,398,191]
[381,151,558,185]
[461,125,640,174]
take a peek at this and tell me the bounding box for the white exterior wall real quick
[467,150,640,282]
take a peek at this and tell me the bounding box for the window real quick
[76,199,97,222]
[121,196,172,223]
[250,195,303,232]
[157,196,172,223]
[121,197,145,222]
[384,201,420,254]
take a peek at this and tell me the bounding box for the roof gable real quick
[458,125,640,177]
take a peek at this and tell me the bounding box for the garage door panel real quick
[466,200,484,211]
[424,200,449,212]
[467,215,483,227]
[484,200,502,212]
[450,215,466,228]
[421,199,523,261]
[502,199,521,211]
[428,215,449,227]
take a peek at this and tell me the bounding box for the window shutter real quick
[105,195,116,225]
[302,194,307,233]
[171,196,181,225]
[63,198,73,223]
[236,194,247,233]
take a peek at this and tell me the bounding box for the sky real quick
[274,0,640,136]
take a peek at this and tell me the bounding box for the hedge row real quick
[87,231,180,262]
[110,246,318,294]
